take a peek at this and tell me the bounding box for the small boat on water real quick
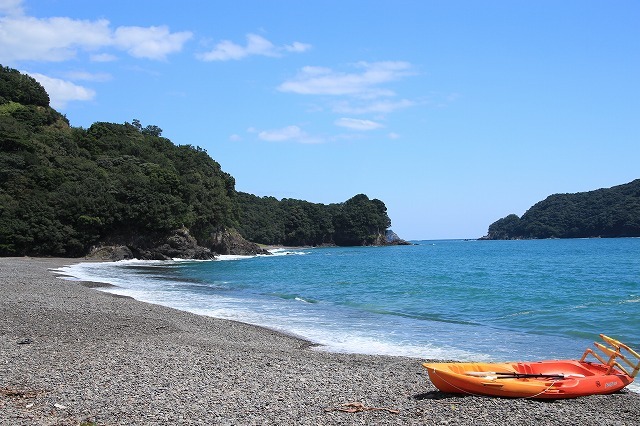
[423,334,640,399]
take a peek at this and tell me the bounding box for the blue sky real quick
[1,0,638,239]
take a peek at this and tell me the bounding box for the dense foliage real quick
[0,66,50,107]
[0,68,238,256]
[483,180,640,239]
[236,192,391,246]
[0,66,393,256]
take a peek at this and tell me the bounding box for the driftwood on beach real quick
[1,257,639,425]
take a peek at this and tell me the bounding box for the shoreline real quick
[1,257,639,425]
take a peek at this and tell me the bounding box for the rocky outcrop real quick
[86,226,406,261]
[86,245,135,261]
[87,227,269,261]
[353,230,412,247]
[87,227,215,261]
[138,227,216,260]
[205,228,270,256]
[384,230,412,246]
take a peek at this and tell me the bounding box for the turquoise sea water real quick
[59,238,639,371]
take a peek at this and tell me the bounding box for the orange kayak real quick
[423,334,639,399]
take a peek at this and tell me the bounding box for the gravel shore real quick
[1,257,639,425]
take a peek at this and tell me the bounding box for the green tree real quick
[333,194,391,246]
[484,180,640,239]
[0,66,49,107]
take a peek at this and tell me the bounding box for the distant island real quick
[482,179,640,239]
[0,65,408,259]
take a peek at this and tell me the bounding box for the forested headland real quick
[0,66,405,259]
[237,192,395,247]
[482,179,640,239]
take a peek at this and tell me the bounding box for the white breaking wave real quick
[216,254,254,261]
[268,248,311,256]
[53,259,495,362]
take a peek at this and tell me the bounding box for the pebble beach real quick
[1,257,639,425]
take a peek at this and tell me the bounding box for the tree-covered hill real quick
[236,192,393,247]
[0,65,400,257]
[482,179,640,239]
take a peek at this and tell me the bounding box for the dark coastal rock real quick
[87,227,268,260]
[86,227,407,259]
[346,230,412,247]
[145,227,216,260]
[204,228,270,256]
[385,230,412,245]
[87,227,215,261]
[86,245,135,261]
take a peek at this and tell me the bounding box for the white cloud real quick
[278,61,413,97]
[278,62,419,137]
[65,71,112,82]
[0,16,112,63]
[257,125,322,144]
[113,25,192,60]
[0,0,24,16]
[258,125,305,141]
[90,53,117,62]
[388,132,400,139]
[335,118,384,131]
[284,41,312,53]
[333,99,415,114]
[0,14,191,64]
[27,72,95,109]
[198,33,310,61]
[198,34,273,61]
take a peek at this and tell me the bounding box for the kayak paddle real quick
[465,371,585,379]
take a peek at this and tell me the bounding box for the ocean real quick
[57,238,640,390]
